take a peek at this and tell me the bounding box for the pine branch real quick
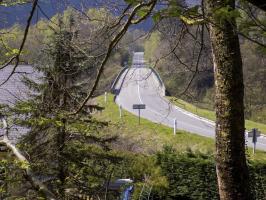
[0,116,56,199]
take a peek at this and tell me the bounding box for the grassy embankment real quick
[168,97,266,134]
[95,94,266,162]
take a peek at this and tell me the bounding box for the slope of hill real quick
[168,97,266,135]
[94,93,266,162]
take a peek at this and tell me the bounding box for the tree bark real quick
[204,1,252,199]
[57,121,66,199]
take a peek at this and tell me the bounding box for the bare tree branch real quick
[0,116,56,199]
[70,0,157,115]
[179,24,204,96]
[0,0,38,86]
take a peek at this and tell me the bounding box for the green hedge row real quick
[152,146,266,200]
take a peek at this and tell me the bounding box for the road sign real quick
[133,104,146,109]
[252,129,257,143]
[247,128,260,137]
[132,104,146,124]
[247,128,261,154]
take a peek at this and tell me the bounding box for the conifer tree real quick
[12,15,120,198]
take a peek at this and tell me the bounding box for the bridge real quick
[111,52,266,151]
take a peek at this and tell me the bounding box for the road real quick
[112,52,266,151]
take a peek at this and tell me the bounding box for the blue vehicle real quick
[122,185,134,200]
[108,179,134,200]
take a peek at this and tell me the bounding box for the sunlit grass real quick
[0,152,7,159]
[95,94,215,154]
[94,94,266,162]
[168,97,266,135]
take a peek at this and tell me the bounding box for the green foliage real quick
[213,5,241,23]
[124,0,141,5]
[131,157,168,199]
[96,93,266,199]
[0,0,28,7]
[156,146,218,200]
[4,48,19,56]
[4,13,156,199]
[96,93,215,154]
[155,146,266,200]
[0,159,8,198]
[144,31,161,62]
[249,162,266,199]
[137,6,151,18]
[152,1,203,25]
[0,24,24,63]
[169,96,266,135]
[0,157,39,199]
[9,16,118,198]
[152,4,182,23]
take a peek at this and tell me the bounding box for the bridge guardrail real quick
[148,67,165,96]
[110,67,129,95]
[111,66,166,97]
[148,67,163,86]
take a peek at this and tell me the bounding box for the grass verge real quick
[168,97,266,135]
[95,94,266,162]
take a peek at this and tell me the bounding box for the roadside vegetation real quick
[168,97,266,134]
[0,0,265,199]
[96,94,266,163]
[144,29,266,125]
[93,93,266,199]
[96,94,214,154]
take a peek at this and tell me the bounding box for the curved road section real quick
[112,52,266,151]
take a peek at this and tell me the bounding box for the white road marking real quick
[113,53,266,150]
[137,70,170,121]
[173,105,215,126]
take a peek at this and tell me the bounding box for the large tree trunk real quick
[204,1,252,199]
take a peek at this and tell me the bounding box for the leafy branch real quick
[0,0,38,86]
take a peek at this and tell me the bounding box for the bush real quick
[156,146,218,200]
[155,146,266,200]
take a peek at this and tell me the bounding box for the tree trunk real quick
[204,0,252,199]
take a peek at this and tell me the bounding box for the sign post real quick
[119,105,122,119]
[174,119,177,135]
[104,92,107,104]
[247,128,260,154]
[252,129,257,154]
[133,104,146,125]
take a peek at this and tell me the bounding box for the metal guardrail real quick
[110,66,166,97]
[110,67,129,94]
[148,67,164,87]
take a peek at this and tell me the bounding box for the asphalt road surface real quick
[113,52,266,151]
